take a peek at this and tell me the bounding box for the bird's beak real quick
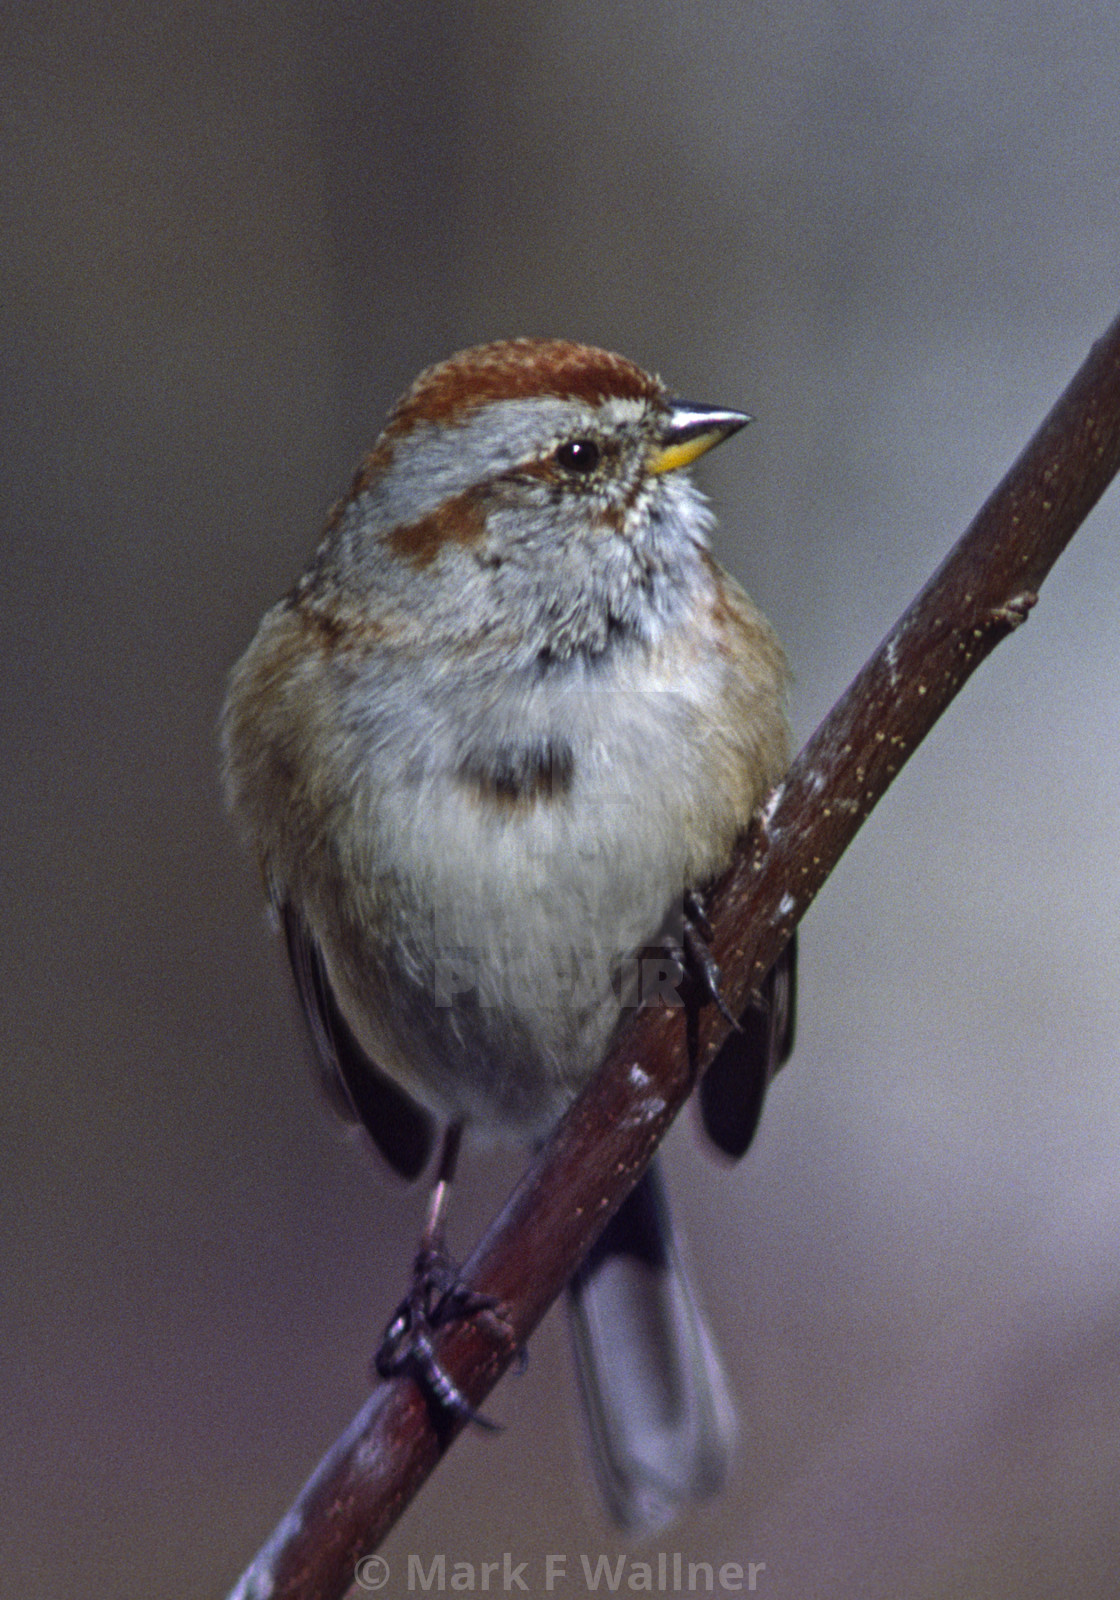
[648,402,752,476]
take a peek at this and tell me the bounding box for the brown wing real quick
[280,902,436,1181]
[698,931,797,1161]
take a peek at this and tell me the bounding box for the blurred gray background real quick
[4,4,1119,1597]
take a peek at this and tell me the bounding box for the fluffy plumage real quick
[221,339,794,1532]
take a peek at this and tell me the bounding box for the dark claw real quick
[680,889,741,1031]
[683,888,714,942]
[373,1247,504,1431]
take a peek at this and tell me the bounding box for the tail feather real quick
[566,1159,736,1535]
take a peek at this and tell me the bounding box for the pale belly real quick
[320,700,737,1138]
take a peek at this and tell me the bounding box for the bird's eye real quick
[554,438,601,474]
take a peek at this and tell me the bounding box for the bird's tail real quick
[566,1157,736,1535]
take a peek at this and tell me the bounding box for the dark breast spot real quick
[458,739,575,810]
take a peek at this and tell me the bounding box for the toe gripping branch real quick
[679,888,741,1031]
[372,1122,517,1433]
[373,1246,505,1433]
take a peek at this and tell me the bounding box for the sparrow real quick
[221,338,795,1533]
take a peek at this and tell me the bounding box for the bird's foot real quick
[373,1245,508,1432]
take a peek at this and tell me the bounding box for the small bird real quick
[221,339,795,1534]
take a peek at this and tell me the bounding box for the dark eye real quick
[554,437,601,474]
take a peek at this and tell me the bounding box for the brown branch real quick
[225,312,1120,1600]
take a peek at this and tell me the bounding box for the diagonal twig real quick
[226,311,1120,1600]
